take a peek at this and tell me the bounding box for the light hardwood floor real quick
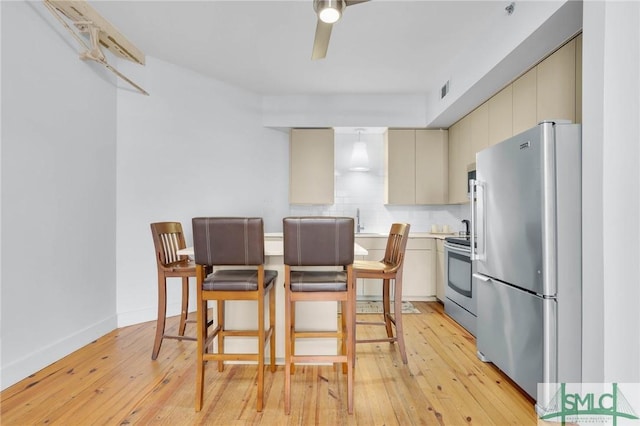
[1,302,537,425]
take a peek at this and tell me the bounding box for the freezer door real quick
[476,274,545,400]
[475,125,546,295]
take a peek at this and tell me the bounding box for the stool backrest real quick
[150,222,189,267]
[383,223,411,267]
[283,217,354,266]
[192,217,265,266]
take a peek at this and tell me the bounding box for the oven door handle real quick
[444,242,471,255]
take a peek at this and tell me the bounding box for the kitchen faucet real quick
[356,208,365,233]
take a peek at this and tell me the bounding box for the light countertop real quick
[265,232,461,240]
[178,240,368,257]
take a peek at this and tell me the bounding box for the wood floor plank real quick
[1,302,537,425]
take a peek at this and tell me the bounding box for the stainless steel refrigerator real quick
[471,121,582,411]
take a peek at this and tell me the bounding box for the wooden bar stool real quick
[192,217,277,412]
[282,216,356,414]
[353,223,411,364]
[149,222,197,360]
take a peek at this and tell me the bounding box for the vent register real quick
[43,0,148,95]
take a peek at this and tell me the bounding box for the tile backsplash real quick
[289,131,470,234]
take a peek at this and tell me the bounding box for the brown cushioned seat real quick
[290,271,348,292]
[203,269,278,291]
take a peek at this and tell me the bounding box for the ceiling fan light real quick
[314,0,345,24]
[319,7,341,23]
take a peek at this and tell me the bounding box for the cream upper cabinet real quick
[537,38,576,124]
[386,129,448,205]
[513,67,537,135]
[385,129,416,204]
[289,128,334,204]
[415,130,448,204]
[468,102,489,164]
[488,85,513,146]
[448,116,470,204]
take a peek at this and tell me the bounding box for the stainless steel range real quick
[444,236,476,336]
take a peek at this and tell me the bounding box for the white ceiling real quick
[88,1,581,128]
[92,0,508,95]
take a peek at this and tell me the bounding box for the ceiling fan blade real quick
[345,0,369,6]
[312,19,333,60]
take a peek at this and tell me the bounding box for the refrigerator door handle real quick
[470,179,485,261]
[472,273,490,282]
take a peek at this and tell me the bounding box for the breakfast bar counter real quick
[178,238,367,363]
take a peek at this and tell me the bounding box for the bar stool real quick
[282,216,356,414]
[149,222,197,360]
[192,217,277,412]
[353,223,411,364]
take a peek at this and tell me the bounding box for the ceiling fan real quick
[312,0,370,60]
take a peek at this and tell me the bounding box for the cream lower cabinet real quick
[355,236,436,300]
[435,239,445,302]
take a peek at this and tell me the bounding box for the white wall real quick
[1,1,118,389]
[262,94,429,129]
[115,57,290,327]
[582,1,640,382]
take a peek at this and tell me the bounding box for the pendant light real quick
[349,128,370,172]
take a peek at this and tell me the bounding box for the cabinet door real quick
[513,68,537,135]
[415,130,448,204]
[385,129,416,204]
[289,128,334,204]
[488,85,513,146]
[436,239,445,301]
[537,39,576,123]
[403,248,435,299]
[448,117,470,204]
[469,102,489,165]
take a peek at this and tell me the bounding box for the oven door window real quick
[448,251,472,297]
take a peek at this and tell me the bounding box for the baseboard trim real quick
[1,315,117,391]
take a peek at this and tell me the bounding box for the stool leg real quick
[290,300,296,375]
[269,285,276,373]
[152,275,167,360]
[217,300,225,372]
[393,277,408,364]
[284,287,292,414]
[340,300,348,374]
[195,296,206,411]
[257,289,265,412]
[346,287,355,414]
[179,276,189,336]
[382,279,394,339]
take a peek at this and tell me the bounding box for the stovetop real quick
[444,236,471,247]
